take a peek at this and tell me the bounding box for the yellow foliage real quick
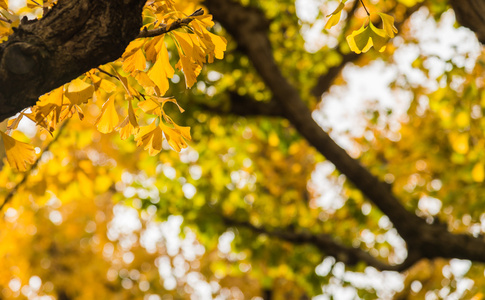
[134,120,164,155]
[324,1,346,30]
[95,95,120,134]
[147,39,174,95]
[0,131,36,172]
[472,163,484,182]
[65,78,94,106]
[450,132,469,155]
[347,18,389,54]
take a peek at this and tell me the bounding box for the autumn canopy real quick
[1,0,485,298]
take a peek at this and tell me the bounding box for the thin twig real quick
[359,0,370,16]
[96,67,117,79]
[0,16,11,24]
[137,8,204,39]
[0,11,12,24]
[0,120,69,212]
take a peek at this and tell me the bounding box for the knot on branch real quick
[3,42,39,75]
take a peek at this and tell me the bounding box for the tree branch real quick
[136,8,204,39]
[0,0,147,123]
[223,216,417,272]
[204,0,424,244]
[204,0,485,269]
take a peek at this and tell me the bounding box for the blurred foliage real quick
[1,0,485,299]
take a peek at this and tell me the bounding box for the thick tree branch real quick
[204,0,424,244]
[0,0,147,122]
[204,0,485,269]
[223,216,417,272]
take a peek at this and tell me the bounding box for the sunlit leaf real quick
[95,95,119,133]
[324,1,345,30]
[0,131,36,172]
[134,120,164,156]
[346,17,388,54]
[377,13,398,38]
[65,78,94,106]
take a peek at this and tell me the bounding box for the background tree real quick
[2,0,485,298]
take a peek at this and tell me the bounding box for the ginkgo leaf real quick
[147,40,174,95]
[155,95,184,113]
[134,120,164,156]
[205,31,227,61]
[65,78,94,106]
[95,95,119,133]
[176,55,200,88]
[111,67,138,98]
[0,0,7,10]
[346,18,388,54]
[138,98,163,116]
[7,114,23,131]
[377,13,398,38]
[0,131,36,172]
[160,123,189,152]
[117,116,137,140]
[173,122,191,141]
[123,48,147,73]
[89,73,117,93]
[128,99,139,128]
[325,1,346,30]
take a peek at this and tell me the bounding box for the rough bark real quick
[0,0,146,122]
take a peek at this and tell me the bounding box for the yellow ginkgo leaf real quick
[117,116,137,140]
[176,55,200,88]
[324,1,346,30]
[0,131,36,172]
[173,122,191,141]
[0,0,8,10]
[472,163,485,182]
[160,123,189,152]
[65,78,94,106]
[346,17,388,54]
[123,48,147,73]
[138,98,162,116]
[377,13,398,38]
[205,31,227,61]
[89,73,117,93]
[147,40,174,95]
[128,99,139,128]
[134,121,164,156]
[95,95,119,133]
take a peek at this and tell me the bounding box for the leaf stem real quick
[359,0,370,16]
